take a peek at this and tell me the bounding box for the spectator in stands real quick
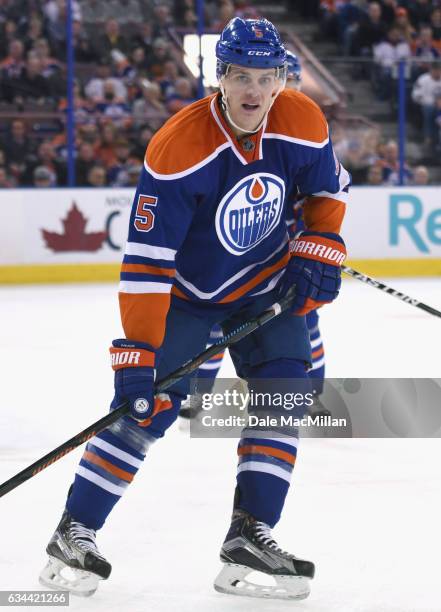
[352,2,386,53]
[33,38,62,79]
[94,19,129,62]
[377,0,400,29]
[24,139,67,186]
[5,53,52,104]
[80,0,111,25]
[58,80,95,125]
[1,119,34,182]
[86,164,107,187]
[133,21,154,57]
[75,142,97,185]
[430,9,441,43]
[0,20,19,60]
[107,0,143,25]
[366,164,385,185]
[44,0,82,23]
[106,137,140,186]
[412,63,441,148]
[94,79,132,129]
[212,0,237,30]
[126,163,143,187]
[23,15,46,54]
[372,27,411,99]
[132,79,169,130]
[378,139,413,184]
[151,2,175,39]
[0,165,14,187]
[72,19,99,63]
[129,124,153,160]
[96,123,118,168]
[408,0,433,30]
[33,165,55,187]
[412,26,440,78]
[393,7,415,45]
[84,58,128,102]
[165,76,196,113]
[0,39,25,79]
[129,46,149,79]
[146,37,173,78]
[336,0,363,55]
[157,59,180,97]
[412,164,430,184]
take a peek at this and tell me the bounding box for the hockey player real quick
[178,49,325,423]
[40,18,348,600]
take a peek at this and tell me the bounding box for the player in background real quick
[40,19,348,600]
[179,50,325,424]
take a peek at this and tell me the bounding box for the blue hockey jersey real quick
[119,89,350,347]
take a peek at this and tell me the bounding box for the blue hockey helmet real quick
[216,17,287,79]
[286,50,301,82]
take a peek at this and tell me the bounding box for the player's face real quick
[223,66,280,133]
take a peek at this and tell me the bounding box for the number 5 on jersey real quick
[134,195,157,232]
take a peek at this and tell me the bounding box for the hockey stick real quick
[342,266,441,319]
[0,288,295,499]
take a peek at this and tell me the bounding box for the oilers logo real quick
[215,173,285,255]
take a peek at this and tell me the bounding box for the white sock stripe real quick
[90,437,144,468]
[310,336,323,349]
[237,461,292,483]
[76,466,127,495]
[240,431,299,448]
[311,355,326,370]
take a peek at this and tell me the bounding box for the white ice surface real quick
[1,278,441,611]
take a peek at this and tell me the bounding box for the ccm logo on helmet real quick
[247,50,271,56]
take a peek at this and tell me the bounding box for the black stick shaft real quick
[0,289,294,499]
[342,266,441,319]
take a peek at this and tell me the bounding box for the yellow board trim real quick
[0,263,120,284]
[0,259,440,285]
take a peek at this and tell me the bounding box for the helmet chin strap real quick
[219,75,286,137]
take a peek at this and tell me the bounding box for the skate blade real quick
[214,563,311,601]
[39,556,101,597]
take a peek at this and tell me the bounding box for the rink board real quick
[0,186,440,283]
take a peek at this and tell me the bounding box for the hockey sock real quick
[235,358,310,528]
[66,395,182,529]
[196,324,225,383]
[308,323,325,396]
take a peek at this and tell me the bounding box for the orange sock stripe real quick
[83,450,134,482]
[238,444,296,466]
[311,346,325,359]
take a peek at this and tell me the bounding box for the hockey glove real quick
[281,231,346,315]
[109,339,171,424]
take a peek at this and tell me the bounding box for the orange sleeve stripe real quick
[303,198,346,233]
[83,450,134,483]
[121,263,175,277]
[311,346,325,359]
[238,444,296,466]
[219,252,289,303]
[119,292,170,348]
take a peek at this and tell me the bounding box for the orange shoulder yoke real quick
[267,89,328,144]
[145,94,227,176]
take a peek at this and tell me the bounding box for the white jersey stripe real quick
[240,431,299,448]
[144,141,231,180]
[76,466,127,495]
[311,354,326,370]
[119,281,172,294]
[263,132,329,149]
[90,437,144,468]
[237,461,292,483]
[125,241,176,261]
[310,336,323,349]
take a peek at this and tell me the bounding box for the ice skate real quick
[39,510,111,597]
[178,393,204,430]
[214,510,314,600]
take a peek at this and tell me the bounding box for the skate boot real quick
[178,393,204,430]
[39,510,111,597]
[214,510,314,600]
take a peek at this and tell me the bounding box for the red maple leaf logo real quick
[41,202,108,252]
